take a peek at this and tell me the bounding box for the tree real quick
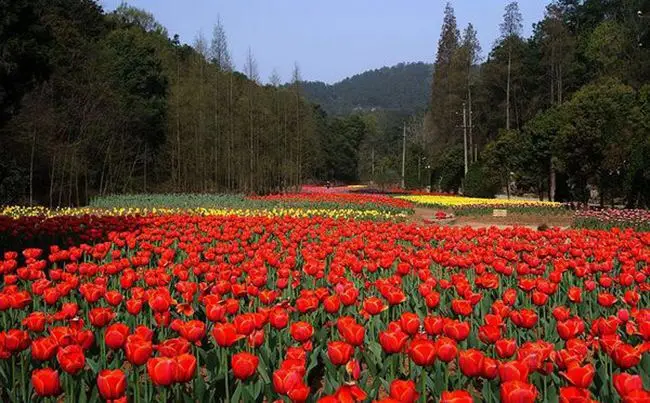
[458,23,481,162]
[0,0,53,126]
[537,3,575,106]
[500,1,523,130]
[111,3,168,36]
[483,129,526,198]
[557,80,638,204]
[210,16,232,71]
[428,2,461,156]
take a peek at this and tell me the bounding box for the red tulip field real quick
[1,212,650,402]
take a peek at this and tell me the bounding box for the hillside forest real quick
[1,0,649,207]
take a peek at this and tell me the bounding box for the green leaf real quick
[86,357,99,373]
[257,356,271,384]
[231,382,243,403]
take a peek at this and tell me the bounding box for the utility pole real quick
[462,102,468,175]
[401,122,406,189]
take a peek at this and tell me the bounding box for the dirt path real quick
[407,206,572,230]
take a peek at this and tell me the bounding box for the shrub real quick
[463,163,501,198]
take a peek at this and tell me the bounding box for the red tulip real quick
[88,307,115,328]
[613,372,643,397]
[147,356,178,386]
[340,322,365,346]
[56,344,85,375]
[408,339,436,366]
[443,320,470,341]
[425,291,440,309]
[379,329,409,354]
[478,325,501,345]
[440,390,474,403]
[613,344,641,369]
[269,308,289,329]
[451,299,473,316]
[510,309,538,329]
[231,352,259,380]
[500,381,538,403]
[124,335,153,366]
[622,390,650,403]
[4,329,30,352]
[568,287,582,303]
[435,336,458,363]
[233,314,256,336]
[31,336,58,361]
[105,323,130,350]
[561,363,595,388]
[363,297,386,315]
[22,312,47,333]
[97,369,127,400]
[399,312,421,335]
[389,379,419,403]
[174,353,197,383]
[157,337,191,358]
[499,360,530,382]
[557,318,585,340]
[290,322,314,343]
[495,338,517,358]
[482,357,498,379]
[212,323,243,347]
[327,341,354,365]
[458,349,484,377]
[323,295,341,313]
[273,368,302,395]
[31,368,62,397]
[559,386,594,403]
[178,320,206,344]
[288,382,311,402]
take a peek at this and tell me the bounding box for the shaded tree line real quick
[426,0,650,207]
[0,1,320,205]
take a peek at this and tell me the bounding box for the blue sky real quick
[100,1,549,84]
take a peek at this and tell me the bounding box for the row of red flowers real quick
[0,214,649,402]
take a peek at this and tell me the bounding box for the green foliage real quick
[432,145,464,193]
[0,0,52,124]
[463,163,501,198]
[557,79,638,202]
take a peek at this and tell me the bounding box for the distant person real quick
[326,181,331,189]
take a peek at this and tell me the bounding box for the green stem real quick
[420,368,427,403]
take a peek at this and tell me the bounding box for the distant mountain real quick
[298,62,433,115]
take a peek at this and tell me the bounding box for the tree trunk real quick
[549,157,556,202]
[49,154,56,209]
[506,50,511,131]
[29,130,36,206]
[143,143,147,193]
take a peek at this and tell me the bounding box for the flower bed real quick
[573,209,650,232]
[0,214,649,402]
[398,195,566,216]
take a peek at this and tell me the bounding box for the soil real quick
[408,207,572,230]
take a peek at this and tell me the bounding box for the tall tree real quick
[210,16,232,71]
[500,1,523,130]
[428,2,461,155]
[459,23,481,161]
[244,47,258,191]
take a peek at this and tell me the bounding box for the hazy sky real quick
[100,1,549,84]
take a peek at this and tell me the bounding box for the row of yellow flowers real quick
[396,195,561,207]
[1,205,405,220]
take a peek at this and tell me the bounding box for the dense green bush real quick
[463,163,501,198]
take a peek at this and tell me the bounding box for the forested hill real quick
[298,62,433,115]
